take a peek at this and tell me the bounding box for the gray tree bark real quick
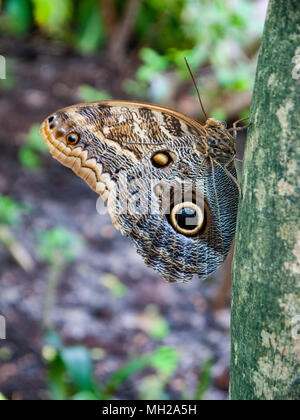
[230,0,300,400]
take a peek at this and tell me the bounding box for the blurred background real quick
[0,0,268,400]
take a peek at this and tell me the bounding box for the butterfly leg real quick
[228,117,252,139]
[222,153,244,170]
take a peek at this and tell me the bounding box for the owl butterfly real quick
[40,98,242,283]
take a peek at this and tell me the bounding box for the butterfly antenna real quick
[184,57,208,120]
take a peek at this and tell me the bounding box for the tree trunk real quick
[230,0,300,400]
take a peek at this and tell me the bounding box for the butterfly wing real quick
[40,100,207,207]
[40,101,238,283]
[109,136,238,283]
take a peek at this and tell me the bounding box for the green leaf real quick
[79,85,111,102]
[150,346,179,377]
[3,0,32,35]
[27,124,48,152]
[211,108,227,122]
[18,147,42,170]
[46,334,101,400]
[102,357,151,399]
[0,194,28,227]
[239,109,250,122]
[36,227,85,264]
[149,318,169,340]
[75,0,105,54]
[44,331,63,350]
[137,48,170,83]
[140,305,170,340]
[72,391,99,401]
[32,0,73,37]
[60,346,94,392]
[101,274,128,298]
[48,355,70,401]
[0,347,13,361]
[194,359,213,400]
[19,124,48,170]
[139,374,168,400]
[216,63,254,92]
[122,79,147,98]
[0,393,7,401]
[141,305,170,340]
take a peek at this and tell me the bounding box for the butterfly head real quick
[41,111,83,156]
[205,118,227,130]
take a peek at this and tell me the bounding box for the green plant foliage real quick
[44,330,63,350]
[32,0,73,38]
[140,305,170,340]
[139,374,169,400]
[36,227,85,265]
[2,0,32,35]
[1,0,261,110]
[0,194,28,227]
[18,147,41,170]
[239,108,250,122]
[79,85,112,102]
[0,347,13,361]
[122,78,147,99]
[72,391,99,400]
[19,124,48,170]
[45,332,180,401]
[150,346,179,377]
[210,108,227,122]
[44,333,213,400]
[0,195,33,271]
[137,48,170,83]
[0,393,7,401]
[101,273,128,298]
[124,48,173,101]
[26,124,49,152]
[194,358,213,400]
[148,315,169,340]
[101,355,153,400]
[102,346,178,400]
[75,0,105,54]
[217,64,253,92]
[60,347,95,392]
[134,0,187,53]
[47,350,73,400]
[38,230,85,331]
[126,0,260,105]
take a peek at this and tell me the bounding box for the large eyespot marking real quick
[170,202,205,236]
[66,133,80,146]
[151,151,173,169]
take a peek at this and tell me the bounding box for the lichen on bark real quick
[230,0,300,400]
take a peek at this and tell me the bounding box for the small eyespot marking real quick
[66,133,80,146]
[151,151,173,168]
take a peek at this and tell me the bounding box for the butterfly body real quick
[41,101,238,283]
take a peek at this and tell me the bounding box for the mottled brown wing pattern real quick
[40,101,238,283]
[59,101,205,156]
